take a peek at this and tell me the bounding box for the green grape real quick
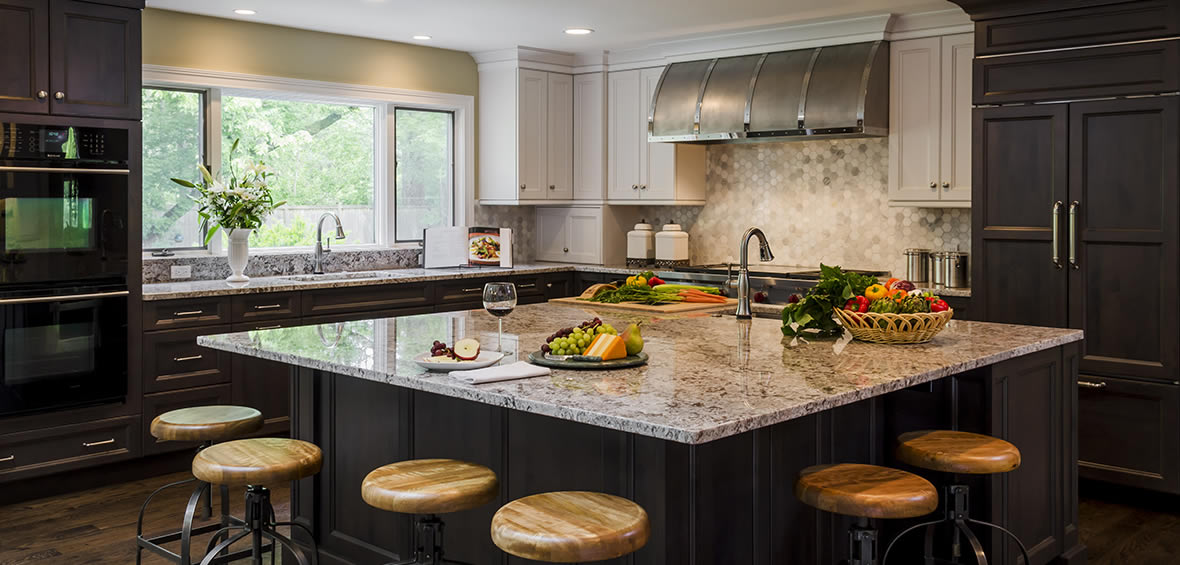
[577,338,586,347]
[557,348,567,356]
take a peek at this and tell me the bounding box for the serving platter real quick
[526,351,649,370]
[414,350,504,371]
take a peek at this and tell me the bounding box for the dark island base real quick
[286,342,1083,565]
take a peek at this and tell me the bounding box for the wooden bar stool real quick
[361,458,499,564]
[885,430,1029,565]
[795,463,939,565]
[192,437,324,565]
[490,491,650,563]
[136,405,264,565]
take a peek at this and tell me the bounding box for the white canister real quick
[655,224,689,268]
[626,221,655,268]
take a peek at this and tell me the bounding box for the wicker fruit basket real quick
[832,307,954,344]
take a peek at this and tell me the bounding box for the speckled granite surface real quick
[142,263,635,301]
[198,303,1080,444]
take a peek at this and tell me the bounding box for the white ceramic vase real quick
[226,228,252,283]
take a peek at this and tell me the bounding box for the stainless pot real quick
[945,251,970,288]
[930,252,947,287]
[904,248,931,283]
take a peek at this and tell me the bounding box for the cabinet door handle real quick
[632,184,638,190]
[82,438,115,448]
[640,185,647,190]
[563,247,569,253]
[54,91,65,100]
[546,282,553,288]
[1068,201,1079,269]
[929,181,937,190]
[37,90,47,100]
[1051,201,1063,269]
[520,184,526,190]
[1078,380,1106,389]
[173,354,203,362]
[941,182,950,189]
[253,304,282,310]
[462,287,482,293]
[0,455,13,463]
[518,283,537,288]
[174,310,204,317]
[549,185,555,190]
[254,324,283,331]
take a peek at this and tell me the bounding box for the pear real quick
[621,322,644,356]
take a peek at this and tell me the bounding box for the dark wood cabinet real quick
[1078,375,1180,493]
[142,325,233,393]
[974,0,1180,56]
[0,0,49,114]
[47,0,140,119]
[0,0,141,118]
[0,415,140,483]
[972,104,1068,328]
[230,320,298,437]
[1068,97,1179,382]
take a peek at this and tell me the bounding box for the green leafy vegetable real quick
[587,285,683,305]
[781,264,878,337]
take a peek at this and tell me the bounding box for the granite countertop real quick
[198,302,1078,445]
[141,263,634,301]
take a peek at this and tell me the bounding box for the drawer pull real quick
[1078,381,1107,389]
[82,439,115,448]
[174,310,204,317]
[0,455,13,463]
[254,324,283,330]
[173,354,204,362]
[253,304,283,310]
[462,288,482,293]
[518,283,537,289]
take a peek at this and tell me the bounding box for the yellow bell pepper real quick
[865,283,887,301]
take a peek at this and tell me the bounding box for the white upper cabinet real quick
[888,34,974,207]
[535,206,602,264]
[607,68,706,205]
[478,66,575,204]
[573,73,604,201]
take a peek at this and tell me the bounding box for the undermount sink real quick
[281,271,392,282]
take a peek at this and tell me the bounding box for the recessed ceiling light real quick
[413,35,432,40]
[233,9,256,15]
[564,27,594,36]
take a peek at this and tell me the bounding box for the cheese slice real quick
[584,333,626,361]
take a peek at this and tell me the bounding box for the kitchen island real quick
[199,303,1082,565]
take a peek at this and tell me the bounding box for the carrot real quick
[679,289,727,303]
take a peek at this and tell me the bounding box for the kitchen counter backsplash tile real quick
[635,138,970,277]
[143,204,538,284]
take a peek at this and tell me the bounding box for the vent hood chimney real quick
[648,40,888,144]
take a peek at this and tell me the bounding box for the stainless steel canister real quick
[930,252,948,287]
[904,248,931,283]
[945,251,970,288]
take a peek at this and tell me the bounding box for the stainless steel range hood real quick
[648,41,888,144]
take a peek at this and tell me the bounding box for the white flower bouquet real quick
[171,139,285,245]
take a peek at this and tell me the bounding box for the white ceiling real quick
[146,0,956,55]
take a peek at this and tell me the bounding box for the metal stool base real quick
[882,485,1032,565]
[199,485,317,565]
[384,515,473,565]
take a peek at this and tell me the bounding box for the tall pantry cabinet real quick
[963,0,1180,494]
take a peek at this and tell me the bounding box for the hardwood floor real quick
[0,471,291,565]
[0,473,1177,564]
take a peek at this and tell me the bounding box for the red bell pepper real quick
[844,295,870,313]
[930,299,950,312]
[648,276,666,286]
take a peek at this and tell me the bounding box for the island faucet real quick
[313,212,346,274]
[736,227,774,319]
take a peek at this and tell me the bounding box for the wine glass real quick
[482,282,517,353]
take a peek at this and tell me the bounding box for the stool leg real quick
[199,529,253,565]
[954,520,987,565]
[180,482,212,565]
[847,518,878,565]
[136,476,197,565]
[967,518,1032,565]
[880,518,943,565]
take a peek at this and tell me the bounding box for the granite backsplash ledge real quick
[142,247,423,284]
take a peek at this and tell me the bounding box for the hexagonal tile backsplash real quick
[635,138,970,276]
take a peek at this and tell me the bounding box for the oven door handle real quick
[0,166,131,175]
[0,290,129,305]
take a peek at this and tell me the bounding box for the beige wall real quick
[142,8,477,96]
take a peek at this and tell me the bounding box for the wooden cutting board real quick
[548,296,740,313]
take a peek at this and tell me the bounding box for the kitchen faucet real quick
[313,212,346,274]
[736,227,774,319]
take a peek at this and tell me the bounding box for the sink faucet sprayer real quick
[313,212,347,274]
[736,227,774,319]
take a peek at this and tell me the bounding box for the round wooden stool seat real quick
[361,459,498,514]
[491,491,650,563]
[192,438,322,486]
[896,430,1021,474]
[150,405,264,443]
[795,463,938,519]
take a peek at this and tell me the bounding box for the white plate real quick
[413,350,505,371]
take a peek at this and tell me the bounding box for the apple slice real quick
[453,338,481,361]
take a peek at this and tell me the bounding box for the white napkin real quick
[450,361,551,384]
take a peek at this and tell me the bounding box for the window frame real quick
[141,85,211,253]
[141,65,475,257]
[392,106,456,244]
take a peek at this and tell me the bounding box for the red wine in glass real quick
[487,306,515,317]
[482,282,517,352]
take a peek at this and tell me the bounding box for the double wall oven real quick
[0,122,131,416]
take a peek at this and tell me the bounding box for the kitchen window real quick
[140,69,474,253]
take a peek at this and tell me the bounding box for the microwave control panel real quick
[0,123,128,163]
